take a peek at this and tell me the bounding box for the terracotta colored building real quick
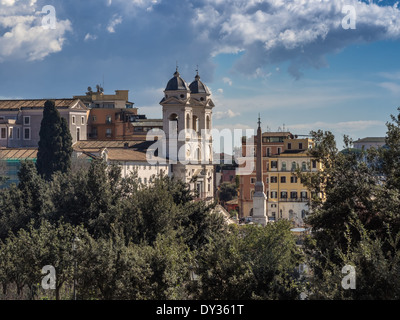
[74,87,162,140]
[87,108,139,140]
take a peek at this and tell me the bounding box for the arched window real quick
[281,162,287,171]
[206,115,211,130]
[291,161,297,171]
[169,113,178,134]
[186,113,191,130]
[195,147,201,162]
[192,115,199,133]
[302,161,307,171]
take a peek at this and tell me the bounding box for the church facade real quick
[157,69,215,201]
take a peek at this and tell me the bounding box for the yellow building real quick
[267,138,322,226]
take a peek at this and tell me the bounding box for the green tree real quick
[0,154,237,300]
[76,227,154,300]
[31,220,88,300]
[49,159,118,237]
[145,232,193,300]
[0,185,26,240]
[297,131,381,263]
[195,221,303,300]
[0,160,9,186]
[298,109,400,299]
[36,100,73,181]
[2,229,35,297]
[0,220,90,300]
[0,161,51,240]
[219,182,237,203]
[76,228,193,300]
[17,161,52,223]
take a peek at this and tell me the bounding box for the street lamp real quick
[72,236,80,300]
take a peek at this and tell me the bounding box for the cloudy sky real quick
[1,0,400,149]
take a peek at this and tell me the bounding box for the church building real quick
[158,68,215,202]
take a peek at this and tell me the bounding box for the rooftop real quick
[262,132,292,137]
[0,148,38,160]
[165,70,189,91]
[105,148,149,162]
[74,89,131,102]
[354,137,386,143]
[73,140,154,152]
[131,119,163,127]
[189,74,210,95]
[0,99,86,111]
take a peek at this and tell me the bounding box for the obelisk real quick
[252,115,268,225]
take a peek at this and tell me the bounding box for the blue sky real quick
[1,0,400,149]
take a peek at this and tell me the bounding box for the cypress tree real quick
[36,100,73,180]
[58,116,73,172]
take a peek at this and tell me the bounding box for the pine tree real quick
[36,100,73,180]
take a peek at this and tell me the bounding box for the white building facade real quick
[159,69,215,201]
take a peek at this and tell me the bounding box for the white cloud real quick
[377,72,400,95]
[84,33,97,41]
[192,0,400,78]
[379,82,400,95]
[378,71,400,81]
[214,109,240,119]
[217,88,223,94]
[222,77,233,86]
[102,0,400,79]
[109,0,160,13]
[0,0,72,62]
[107,14,123,33]
[251,67,271,79]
